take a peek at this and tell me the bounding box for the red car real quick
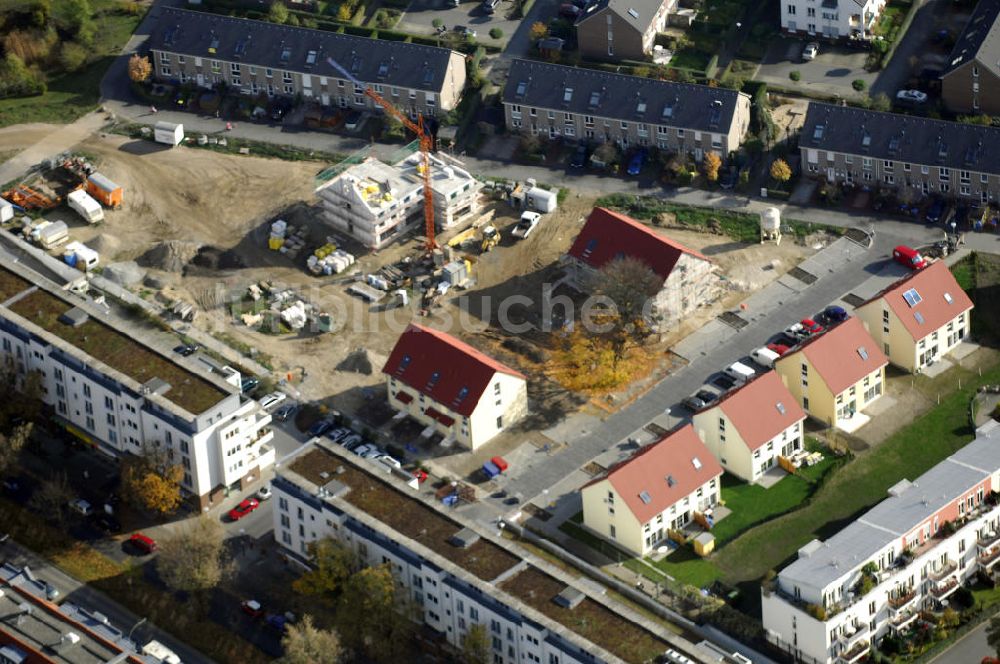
[129,533,157,555]
[241,599,264,618]
[228,498,260,521]
[800,318,824,336]
[766,343,791,356]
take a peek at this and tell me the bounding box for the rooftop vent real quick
[944,292,954,304]
[449,528,480,549]
[58,307,89,328]
[665,474,676,487]
[627,7,639,18]
[553,586,586,609]
[141,377,171,397]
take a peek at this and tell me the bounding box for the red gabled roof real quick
[778,317,888,395]
[859,260,974,342]
[382,324,525,417]
[566,207,709,281]
[582,424,722,525]
[714,371,806,451]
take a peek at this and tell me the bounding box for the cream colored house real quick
[773,317,888,429]
[855,261,973,374]
[565,207,715,330]
[692,371,806,484]
[581,424,722,557]
[383,324,527,450]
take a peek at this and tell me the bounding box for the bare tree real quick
[31,472,73,525]
[280,615,343,664]
[0,422,32,477]
[461,623,490,664]
[592,256,663,366]
[156,516,229,593]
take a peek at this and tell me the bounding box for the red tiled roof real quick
[859,260,974,342]
[566,207,709,281]
[779,317,888,396]
[713,371,806,452]
[383,324,525,417]
[582,424,722,525]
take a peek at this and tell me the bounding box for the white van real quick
[724,362,756,384]
[750,346,780,368]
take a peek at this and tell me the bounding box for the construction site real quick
[0,123,824,439]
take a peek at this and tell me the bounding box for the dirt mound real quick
[185,246,246,273]
[103,261,145,287]
[87,233,121,257]
[336,348,388,375]
[138,240,202,273]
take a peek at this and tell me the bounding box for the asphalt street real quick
[928,617,995,664]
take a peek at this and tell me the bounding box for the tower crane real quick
[326,57,438,250]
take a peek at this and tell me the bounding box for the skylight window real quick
[888,136,899,153]
[638,491,652,504]
[234,39,247,58]
[666,475,676,487]
[861,131,871,148]
[627,7,639,18]
[914,311,925,325]
[857,346,869,361]
[563,87,574,103]
[692,457,702,470]
[582,238,597,257]
[903,288,922,307]
[378,61,390,77]
[636,101,646,114]
[944,292,954,304]
[399,355,411,371]
[813,124,825,141]
[208,36,219,54]
[280,46,292,64]
[589,91,601,106]
[306,50,318,66]
[776,402,786,415]
[428,371,441,387]
[515,81,527,97]
[662,103,674,119]
[423,68,434,84]
[455,386,470,402]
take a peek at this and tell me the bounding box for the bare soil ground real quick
[770,99,810,144]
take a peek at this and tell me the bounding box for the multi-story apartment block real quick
[581,424,723,557]
[855,261,974,373]
[692,371,806,484]
[565,207,715,330]
[800,102,1000,204]
[502,59,751,159]
[773,317,887,429]
[315,154,481,249]
[575,0,677,61]
[763,421,1000,664]
[0,257,274,508]
[271,437,722,664]
[145,7,467,118]
[780,0,887,40]
[383,324,527,449]
[941,0,1000,115]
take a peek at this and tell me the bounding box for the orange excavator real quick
[326,56,439,250]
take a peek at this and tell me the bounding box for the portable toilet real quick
[0,197,13,223]
[85,173,123,208]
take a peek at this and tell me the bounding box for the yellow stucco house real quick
[580,424,722,557]
[773,317,888,429]
[855,260,973,373]
[692,371,806,484]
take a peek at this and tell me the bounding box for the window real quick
[496,415,503,428]
[787,4,796,13]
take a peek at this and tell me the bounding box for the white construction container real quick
[33,220,69,249]
[525,186,558,213]
[0,197,13,223]
[67,189,104,224]
[64,241,99,271]
[154,121,184,147]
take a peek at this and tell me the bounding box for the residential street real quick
[929,617,995,664]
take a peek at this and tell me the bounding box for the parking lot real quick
[755,38,877,99]
[395,0,520,45]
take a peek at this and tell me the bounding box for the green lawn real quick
[0,3,142,128]
[714,353,1000,584]
[668,49,712,72]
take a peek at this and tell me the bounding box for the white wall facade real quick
[693,409,804,483]
[781,0,886,40]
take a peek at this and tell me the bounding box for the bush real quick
[432,17,443,28]
[489,27,503,39]
[852,79,866,91]
[789,70,801,82]
[805,603,827,621]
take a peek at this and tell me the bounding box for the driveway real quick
[396,0,518,47]
[755,38,876,99]
[871,0,948,97]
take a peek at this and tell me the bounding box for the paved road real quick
[0,112,107,187]
[871,0,944,98]
[929,614,997,664]
[0,538,212,664]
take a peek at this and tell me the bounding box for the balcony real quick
[837,623,870,652]
[838,640,870,664]
[931,576,959,600]
[928,560,958,582]
[888,588,917,613]
[979,529,1000,550]
[981,546,1000,570]
[889,609,920,633]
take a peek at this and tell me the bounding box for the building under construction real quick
[315,153,482,250]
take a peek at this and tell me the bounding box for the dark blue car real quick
[821,305,849,324]
[627,149,647,176]
[925,198,945,223]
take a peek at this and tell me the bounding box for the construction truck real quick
[480,225,499,253]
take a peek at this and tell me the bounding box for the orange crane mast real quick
[327,57,437,250]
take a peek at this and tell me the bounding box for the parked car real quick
[896,89,928,104]
[820,305,849,324]
[512,211,542,239]
[800,318,825,336]
[892,245,928,270]
[43,583,59,601]
[69,498,92,516]
[802,42,819,61]
[569,143,589,169]
[626,149,647,176]
[128,533,158,555]
[172,344,197,357]
[341,433,363,448]
[724,362,756,384]
[375,454,402,471]
[257,486,272,501]
[344,111,363,131]
[454,25,477,38]
[767,342,792,356]
[270,98,292,121]
[681,395,707,412]
[308,419,334,437]
[274,403,296,422]
[95,514,122,533]
[712,374,737,391]
[241,599,264,619]
[325,427,351,443]
[750,346,781,368]
[352,443,380,458]
[481,0,500,12]
[785,322,807,339]
[772,331,800,347]
[558,3,581,17]
[719,167,738,190]
[258,392,287,410]
[228,498,260,521]
[925,198,946,223]
[240,377,260,394]
[694,389,718,404]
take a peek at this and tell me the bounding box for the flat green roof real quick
[0,269,32,302]
[5,285,228,414]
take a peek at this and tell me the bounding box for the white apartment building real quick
[271,438,715,664]
[315,154,481,250]
[781,0,887,40]
[762,422,1000,664]
[0,258,274,508]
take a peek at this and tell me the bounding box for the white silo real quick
[760,206,782,244]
